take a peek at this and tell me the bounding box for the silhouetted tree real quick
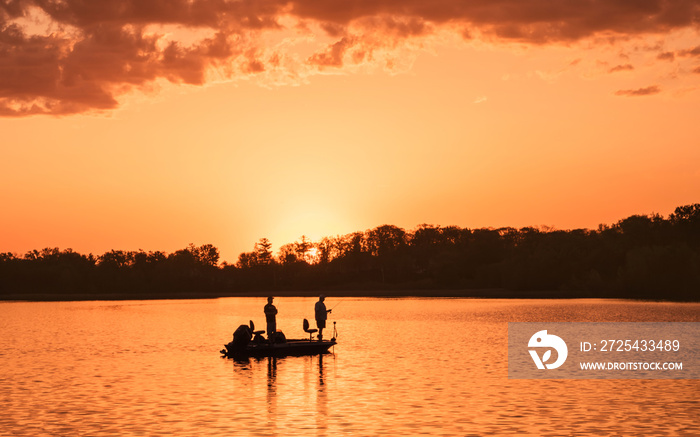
[237,251,258,269]
[3,204,700,300]
[277,243,300,265]
[255,238,274,265]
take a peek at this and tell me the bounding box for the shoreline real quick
[2,288,695,302]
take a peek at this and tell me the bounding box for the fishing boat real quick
[221,319,336,358]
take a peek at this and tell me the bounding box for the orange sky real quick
[2,1,700,262]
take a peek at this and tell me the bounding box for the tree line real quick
[1,204,699,300]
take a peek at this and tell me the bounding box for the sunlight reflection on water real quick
[1,298,698,436]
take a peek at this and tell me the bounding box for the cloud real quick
[608,64,634,73]
[651,44,700,64]
[679,45,700,57]
[289,0,700,42]
[473,96,487,104]
[2,0,700,116]
[614,85,662,96]
[308,36,357,67]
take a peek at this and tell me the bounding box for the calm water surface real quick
[1,298,698,436]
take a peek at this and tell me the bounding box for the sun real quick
[304,247,320,264]
[270,201,354,255]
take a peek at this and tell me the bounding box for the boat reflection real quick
[227,352,336,435]
[267,356,277,387]
[315,354,328,436]
[267,357,277,434]
[229,353,333,393]
[318,353,324,386]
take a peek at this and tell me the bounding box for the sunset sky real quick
[2,1,699,263]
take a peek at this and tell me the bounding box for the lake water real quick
[1,298,699,436]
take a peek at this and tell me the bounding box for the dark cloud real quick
[2,0,700,116]
[290,0,700,40]
[308,37,356,67]
[679,45,700,57]
[614,85,662,96]
[609,64,634,73]
[651,44,700,67]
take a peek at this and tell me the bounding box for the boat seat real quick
[303,318,317,340]
[249,320,265,336]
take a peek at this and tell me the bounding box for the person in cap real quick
[314,295,332,340]
[264,296,278,338]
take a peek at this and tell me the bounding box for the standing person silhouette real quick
[264,296,277,339]
[314,295,332,340]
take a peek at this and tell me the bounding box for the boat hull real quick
[222,339,336,358]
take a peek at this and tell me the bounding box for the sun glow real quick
[305,247,320,264]
[269,202,356,253]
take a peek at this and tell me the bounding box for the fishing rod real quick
[329,298,345,311]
